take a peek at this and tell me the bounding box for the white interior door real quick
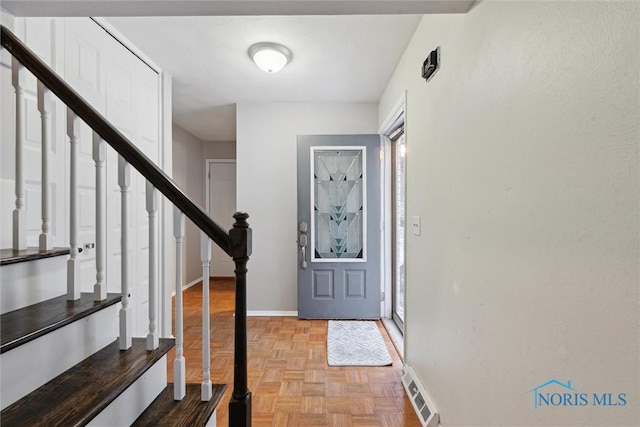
[65,18,160,336]
[207,160,236,277]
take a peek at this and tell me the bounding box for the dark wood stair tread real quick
[133,383,227,426]
[0,246,70,265]
[1,292,121,353]
[1,338,174,426]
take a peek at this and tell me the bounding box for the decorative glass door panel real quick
[311,148,366,261]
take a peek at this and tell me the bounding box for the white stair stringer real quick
[0,302,119,410]
[88,354,168,427]
[1,255,67,314]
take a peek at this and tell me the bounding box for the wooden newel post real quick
[228,212,252,427]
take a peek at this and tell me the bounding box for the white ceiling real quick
[3,1,474,142]
[106,15,422,141]
[4,1,475,17]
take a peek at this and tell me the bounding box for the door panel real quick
[65,18,160,336]
[297,135,381,319]
[65,19,105,292]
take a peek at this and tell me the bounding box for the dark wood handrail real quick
[1,25,231,254]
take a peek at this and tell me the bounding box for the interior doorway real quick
[205,159,236,277]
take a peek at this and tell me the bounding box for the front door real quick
[297,135,381,319]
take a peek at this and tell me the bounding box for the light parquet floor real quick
[167,278,421,426]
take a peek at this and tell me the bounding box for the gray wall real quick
[203,140,235,160]
[236,102,378,313]
[172,124,206,286]
[379,1,639,425]
[173,131,236,286]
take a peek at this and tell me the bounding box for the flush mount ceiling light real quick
[248,42,292,73]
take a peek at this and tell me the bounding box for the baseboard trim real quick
[171,277,203,297]
[247,310,298,317]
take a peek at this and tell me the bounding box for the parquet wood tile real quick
[253,414,276,424]
[326,382,349,398]
[294,413,328,424]
[301,396,326,414]
[328,413,353,426]
[275,397,303,412]
[280,381,304,396]
[169,278,422,426]
[282,370,306,382]
[302,383,326,397]
[325,397,353,414]
[353,415,383,427]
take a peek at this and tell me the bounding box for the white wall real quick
[237,102,378,312]
[379,1,639,426]
[172,123,205,285]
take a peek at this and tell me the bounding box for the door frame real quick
[297,135,383,319]
[205,158,237,278]
[379,93,406,322]
[205,158,237,217]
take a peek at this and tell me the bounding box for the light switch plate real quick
[411,216,421,236]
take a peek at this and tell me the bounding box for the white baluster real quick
[12,58,26,250]
[201,232,212,401]
[38,81,52,250]
[93,132,106,301]
[174,207,186,400]
[119,156,132,350]
[67,109,81,301]
[146,181,159,350]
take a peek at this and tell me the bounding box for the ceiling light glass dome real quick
[248,42,292,73]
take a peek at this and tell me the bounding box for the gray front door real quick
[297,135,381,319]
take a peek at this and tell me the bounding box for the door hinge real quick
[381,291,385,301]
[379,149,384,160]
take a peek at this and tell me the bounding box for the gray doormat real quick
[327,320,393,366]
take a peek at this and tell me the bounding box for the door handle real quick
[299,221,308,269]
[301,246,307,269]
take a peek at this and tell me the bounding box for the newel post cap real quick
[229,212,252,259]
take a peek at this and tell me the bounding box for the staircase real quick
[0,25,252,426]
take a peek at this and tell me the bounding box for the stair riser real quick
[0,303,119,409]
[207,410,218,427]
[88,355,168,427]
[1,256,67,314]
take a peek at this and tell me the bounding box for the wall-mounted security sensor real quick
[422,47,440,82]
